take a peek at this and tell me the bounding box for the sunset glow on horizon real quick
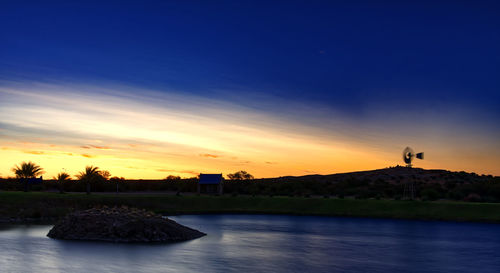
[1,81,499,179]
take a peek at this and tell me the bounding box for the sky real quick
[0,1,499,178]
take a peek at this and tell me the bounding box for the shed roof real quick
[199,174,223,184]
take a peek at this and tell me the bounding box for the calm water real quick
[1,215,499,273]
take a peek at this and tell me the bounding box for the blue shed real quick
[28,176,43,184]
[198,174,223,195]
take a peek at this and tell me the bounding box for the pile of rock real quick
[47,206,205,243]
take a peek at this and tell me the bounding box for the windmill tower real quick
[402,147,424,199]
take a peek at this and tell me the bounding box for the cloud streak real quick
[199,154,220,159]
[0,80,499,177]
[24,150,45,155]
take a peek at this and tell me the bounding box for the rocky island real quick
[47,206,206,243]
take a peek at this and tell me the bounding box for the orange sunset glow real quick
[1,82,499,179]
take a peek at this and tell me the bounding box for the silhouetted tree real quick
[110,176,125,193]
[110,176,125,182]
[12,161,44,179]
[11,161,44,192]
[76,166,101,195]
[165,175,181,181]
[100,170,111,180]
[227,170,254,180]
[54,172,71,194]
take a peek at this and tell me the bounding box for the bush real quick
[464,193,482,202]
[482,196,498,203]
[447,189,465,200]
[421,188,440,201]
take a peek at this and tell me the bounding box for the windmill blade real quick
[402,147,414,164]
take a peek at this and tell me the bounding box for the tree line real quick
[3,161,500,203]
[5,161,254,194]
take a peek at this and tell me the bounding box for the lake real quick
[1,215,499,273]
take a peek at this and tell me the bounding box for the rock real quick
[47,206,206,243]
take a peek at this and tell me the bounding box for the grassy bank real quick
[1,192,500,223]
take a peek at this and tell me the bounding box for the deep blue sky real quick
[1,0,499,118]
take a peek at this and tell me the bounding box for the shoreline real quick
[3,212,500,226]
[1,191,500,224]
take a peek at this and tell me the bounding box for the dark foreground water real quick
[1,215,500,273]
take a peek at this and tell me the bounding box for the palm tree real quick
[76,166,100,195]
[54,172,71,194]
[11,161,44,192]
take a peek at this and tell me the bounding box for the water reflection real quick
[1,215,500,273]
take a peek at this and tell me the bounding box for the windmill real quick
[402,146,424,168]
[402,147,424,200]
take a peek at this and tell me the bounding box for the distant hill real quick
[267,166,496,185]
[251,166,499,201]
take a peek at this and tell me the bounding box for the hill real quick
[269,166,494,185]
[249,166,499,202]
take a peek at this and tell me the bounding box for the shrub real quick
[464,193,482,202]
[421,188,440,201]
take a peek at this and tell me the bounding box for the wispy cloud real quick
[199,153,220,158]
[24,150,45,155]
[156,169,198,175]
[81,145,111,150]
[1,80,499,177]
